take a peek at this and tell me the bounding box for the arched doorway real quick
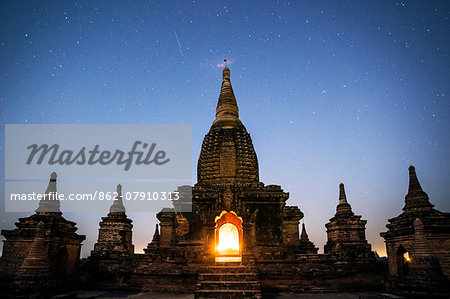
[215,211,243,262]
[395,245,410,280]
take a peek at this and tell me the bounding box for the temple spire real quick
[300,223,309,241]
[152,224,160,242]
[408,165,423,194]
[146,224,160,250]
[36,172,61,214]
[339,183,347,204]
[212,67,241,128]
[299,222,319,254]
[403,165,433,211]
[109,184,126,214]
[335,183,353,216]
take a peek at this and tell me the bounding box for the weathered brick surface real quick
[380,166,450,296]
[324,184,373,261]
[88,185,135,286]
[1,67,392,295]
[119,68,379,293]
[1,173,85,289]
[1,213,85,279]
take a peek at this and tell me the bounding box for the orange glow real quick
[214,210,243,263]
[216,256,241,262]
[217,223,239,255]
[404,252,411,262]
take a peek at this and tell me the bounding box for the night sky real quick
[1,1,449,257]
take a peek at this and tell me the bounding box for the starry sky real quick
[1,1,449,257]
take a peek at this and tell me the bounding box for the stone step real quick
[214,262,242,267]
[195,264,262,299]
[201,265,257,273]
[194,289,262,299]
[199,272,258,281]
[197,280,260,290]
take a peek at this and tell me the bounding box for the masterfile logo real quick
[26,141,170,171]
[5,124,192,213]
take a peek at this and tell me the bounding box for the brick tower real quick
[90,184,134,285]
[1,172,85,290]
[324,183,373,260]
[381,165,450,291]
[298,223,318,254]
[127,68,379,294]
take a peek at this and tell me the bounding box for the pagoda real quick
[325,183,373,261]
[381,165,450,294]
[1,172,85,291]
[128,68,378,296]
[89,184,134,285]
